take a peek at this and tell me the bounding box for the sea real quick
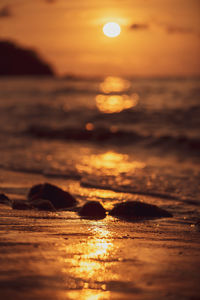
[0,76,200,221]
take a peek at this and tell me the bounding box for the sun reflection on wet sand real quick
[62,225,116,299]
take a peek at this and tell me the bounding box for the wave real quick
[51,87,97,95]
[25,124,200,156]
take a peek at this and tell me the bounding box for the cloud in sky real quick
[165,25,195,35]
[129,23,149,31]
[44,0,57,3]
[0,5,11,18]
[162,22,199,37]
[129,20,199,37]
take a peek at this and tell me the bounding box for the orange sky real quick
[0,0,200,77]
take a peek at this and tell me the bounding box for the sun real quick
[103,22,121,38]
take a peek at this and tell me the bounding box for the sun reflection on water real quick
[96,94,138,114]
[67,290,110,300]
[77,151,145,176]
[100,76,130,94]
[96,76,139,114]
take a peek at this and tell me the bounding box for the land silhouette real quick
[0,40,54,76]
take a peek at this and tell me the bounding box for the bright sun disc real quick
[103,22,121,38]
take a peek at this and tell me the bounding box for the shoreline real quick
[0,168,200,300]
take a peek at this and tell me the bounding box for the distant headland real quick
[0,40,54,76]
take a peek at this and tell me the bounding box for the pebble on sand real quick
[109,201,173,220]
[28,183,77,209]
[0,193,11,205]
[79,201,106,219]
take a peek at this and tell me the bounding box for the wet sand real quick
[0,168,200,300]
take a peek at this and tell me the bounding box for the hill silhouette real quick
[0,40,54,76]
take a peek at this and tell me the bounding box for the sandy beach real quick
[0,168,200,300]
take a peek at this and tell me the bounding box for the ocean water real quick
[0,76,200,220]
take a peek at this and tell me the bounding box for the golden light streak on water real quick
[77,151,145,176]
[67,290,110,300]
[97,76,139,113]
[99,76,130,93]
[96,94,138,113]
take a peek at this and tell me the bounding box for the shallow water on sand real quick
[0,172,200,300]
[0,168,200,300]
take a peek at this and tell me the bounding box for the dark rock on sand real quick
[0,193,11,205]
[29,199,56,211]
[11,200,31,210]
[109,201,173,220]
[28,183,77,209]
[79,201,106,219]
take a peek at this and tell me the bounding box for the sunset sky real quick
[0,0,199,77]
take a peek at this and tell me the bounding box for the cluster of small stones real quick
[0,183,173,220]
